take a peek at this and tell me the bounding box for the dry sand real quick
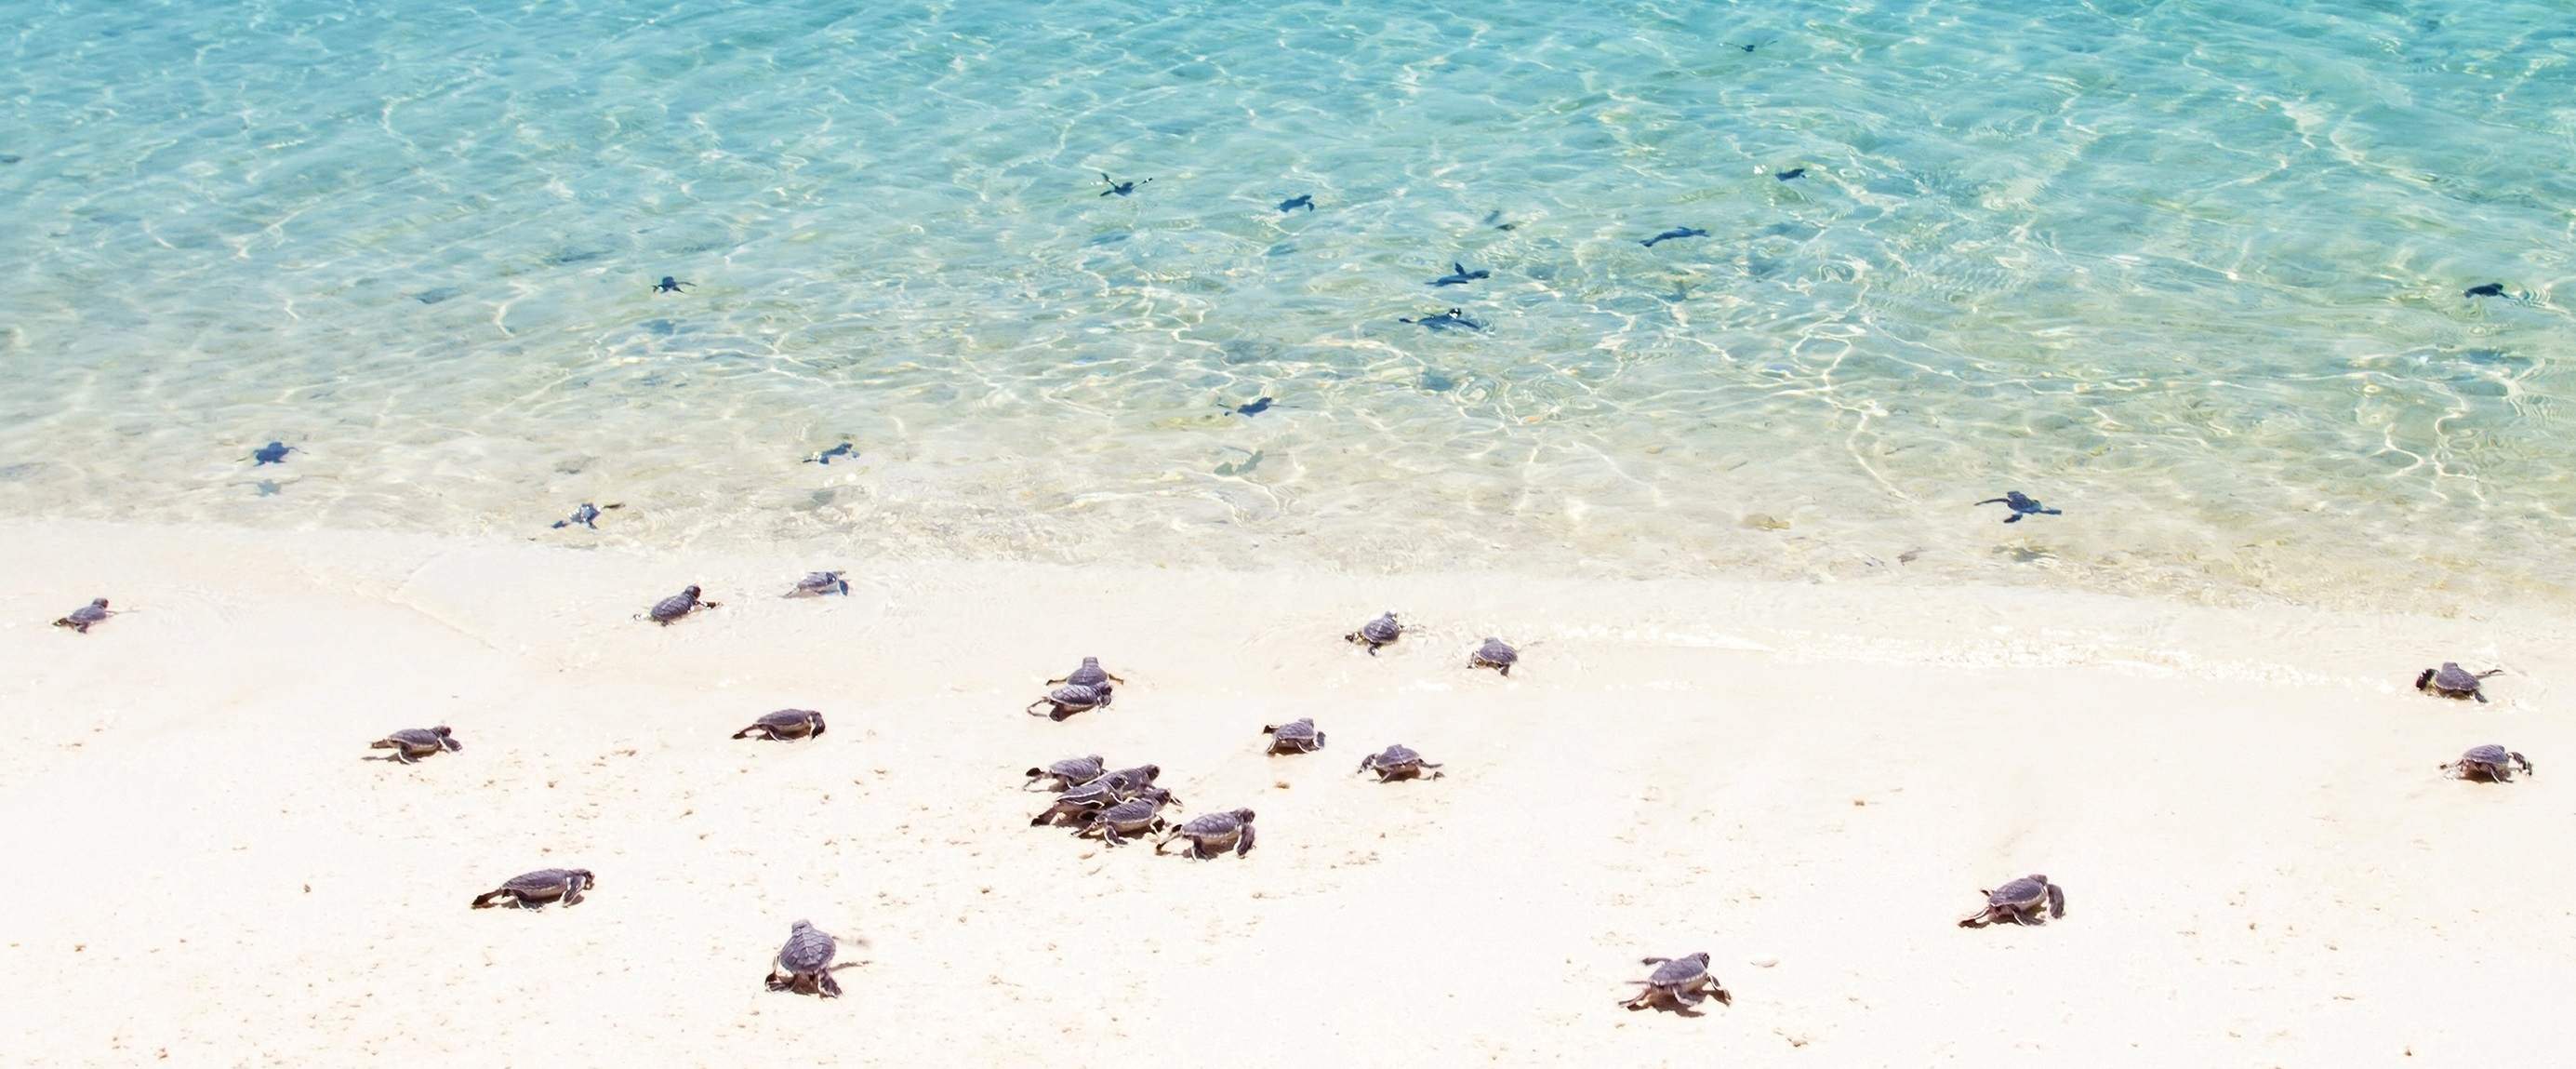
[2,518,2570,1067]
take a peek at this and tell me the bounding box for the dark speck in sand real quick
[412,287,463,305]
[1776,167,1808,181]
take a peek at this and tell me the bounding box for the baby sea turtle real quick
[733,709,827,741]
[765,919,842,998]
[1400,307,1486,332]
[470,868,595,910]
[52,597,114,634]
[1027,681,1112,721]
[653,276,692,293]
[2415,662,2503,702]
[2464,283,2507,298]
[1262,718,1326,755]
[643,585,720,625]
[1623,953,1731,1012]
[1049,656,1127,689]
[788,570,850,597]
[1640,227,1709,247]
[1278,194,1315,213]
[1468,637,1519,676]
[551,502,605,529]
[1028,768,1163,826]
[1775,167,1807,181]
[1958,874,2066,928]
[1975,490,2062,523]
[1024,754,1107,791]
[1346,611,1401,654]
[803,442,856,464]
[252,441,298,465]
[1074,787,1178,846]
[1099,172,1151,197]
[1357,743,1444,782]
[370,726,463,764]
[1223,396,1274,416]
[1155,808,1256,859]
[1431,261,1490,287]
[2440,744,2534,782]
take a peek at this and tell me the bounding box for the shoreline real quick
[3,518,2571,1064]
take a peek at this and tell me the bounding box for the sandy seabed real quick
[1,519,2569,1067]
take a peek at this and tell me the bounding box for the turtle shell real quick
[1371,744,1423,768]
[1063,657,1112,688]
[778,920,836,973]
[1049,682,1109,708]
[1268,718,1319,740]
[1476,638,1518,664]
[2463,743,2513,764]
[2432,662,2484,692]
[1045,755,1107,781]
[1359,613,1401,643]
[650,587,702,621]
[1179,809,1249,836]
[1987,875,2052,906]
[1646,953,1710,987]
[65,599,111,624]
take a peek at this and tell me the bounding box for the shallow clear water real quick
[3,0,2572,610]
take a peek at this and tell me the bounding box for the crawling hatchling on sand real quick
[1958,874,2066,928]
[1025,755,1106,791]
[1468,637,1519,675]
[643,585,720,625]
[1156,808,1256,859]
[1027,681,1113,721]
[733,709,826,741]
[370,726,463,764]
[787,570,849,597]
[766,919,842,998]
[1357,744,1444,782]
[2415,661,2503,702]
[1029,767,1165,827]
[1623,952,1731,1011]
[470,868,596,910]
[1346,612,1401,654]
[1075,787,1178,846]
[52,597,114,634]
[2440,744,2534,782]
[1048,656,1126,688]
[1262,718,1326,755]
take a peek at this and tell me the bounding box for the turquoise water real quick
[3,1,2571,609]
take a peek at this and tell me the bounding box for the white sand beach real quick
[3,518,2571,1066]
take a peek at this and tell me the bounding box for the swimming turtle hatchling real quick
[1047,656,1127,688]
[2415,662,2503,702]
[1958,874,2066,928]
[1025,754,1107,791]
[1155,808,1256,860]
[1261,718,1326,755]
[2441,744,2534,782]
[787,571,850,597]
[1027,681,1113,721]
[1468,637,1519,676]
[52,597,114,634]
[1357,744,1445,782]
[765,919,842,998]
[1346,612,1401,654]
[470,868,596,910]
[733,709,826,741]
[1622,952,1731,1012]
[643,585,720,625]
[1074,787,1178,846]
[370,726,462,764]
[1029,768,1165,827]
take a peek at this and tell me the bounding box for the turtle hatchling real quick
[1155,808,1256,860]
[1075,787,1178,846]
[1958,874,2066,928]
[1357,743,1445,782]
[733,708,827,741]
[644,584,720,625]
[470,868,596,910]
[1028,681,1113,721]
[1028,767,1163,827]
[2441,744,2534,782]
[1468,637,1520,676]
[1346,611,1401,654]
[1048,656,1126,688]
[2414,661,2503,702]
[1623,952,1732,1012]
[788,570,849,597]
[370,726,463,764]
[52,597,114,634]
[765,919,842,998]
[1262,718,1326,755]
[1024,754,1107,791]
[1974,490,2062,523]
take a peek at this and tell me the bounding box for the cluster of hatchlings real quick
[49,587,2540,1007]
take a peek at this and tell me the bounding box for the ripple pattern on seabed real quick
[0,0,2569,610]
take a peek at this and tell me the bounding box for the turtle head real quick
[2414,668,2437,691]
[683,585,702,598]
[569,869,596,889]
[807,711,828,735]
[90,598,110,609]
[1232,808,1256,822]
[790,918,813,933]
[2025,874,2049,886]
[1686,951,1712,966]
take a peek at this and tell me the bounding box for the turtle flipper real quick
[2045,882,2067,918]
[2002,513,2023,523]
